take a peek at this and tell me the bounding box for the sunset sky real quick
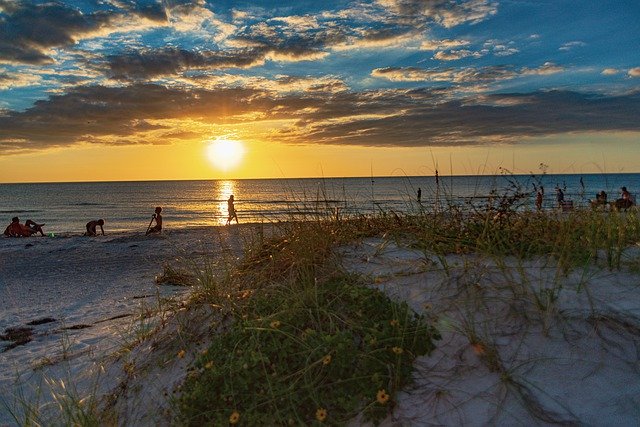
[0,0,639,183]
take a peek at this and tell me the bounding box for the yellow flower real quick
[229,410,240,424]
[270,320,281,329]
[322,354,332,365]
[391,346,403,355]
[390,319,399,327]
[177,349,186,359]
[377,389,390,405]
[315,408,327,422]
[204,361,214,369]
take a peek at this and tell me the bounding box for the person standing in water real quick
[146,207,163,235]
[226,195,238,225]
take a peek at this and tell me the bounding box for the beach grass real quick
[8,191,640,425]
[176,220,440,425]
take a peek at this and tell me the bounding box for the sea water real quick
[1,173,639,234]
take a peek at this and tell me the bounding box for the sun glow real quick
[206,139,246,171]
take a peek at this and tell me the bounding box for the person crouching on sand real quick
[226,195,238,225]
[85,219,105,236]
[146,207,163,235]
[3,217,45,237]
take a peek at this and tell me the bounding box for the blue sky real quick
[0,0,639,176]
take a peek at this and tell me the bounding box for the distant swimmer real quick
[85,219,105,236]
[146,207,163,235]
[226,195,238,225]
[3,217,45,237]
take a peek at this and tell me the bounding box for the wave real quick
[0,209,41,214]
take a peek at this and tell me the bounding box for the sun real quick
[205,139,246,171]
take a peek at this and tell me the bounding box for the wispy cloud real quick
[559,41,586,51]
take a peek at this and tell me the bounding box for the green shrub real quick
[177,274,439,425]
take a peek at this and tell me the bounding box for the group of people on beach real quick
[4,194,239,238]
[3,207,164,238]
[550,185,635,211]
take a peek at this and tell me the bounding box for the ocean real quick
[1,173,639,234]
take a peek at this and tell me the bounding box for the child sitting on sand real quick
[3,217,45,237]
[146,207,163,235]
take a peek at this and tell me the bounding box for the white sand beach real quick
[0,225,269,425]
[339,237,640,425]
[2,224,640,425]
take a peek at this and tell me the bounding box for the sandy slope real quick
[0,225,269,425]
[339,238,640,426]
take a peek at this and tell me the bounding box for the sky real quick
[0,0,639,183]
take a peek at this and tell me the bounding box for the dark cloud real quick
[0,0,168,65]
[0,1,110,64]
[1,81,639,153]
[274,89,640,146]
[376,0,498,28]
[104,48,266,80]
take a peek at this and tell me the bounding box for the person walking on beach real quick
[146,207,163,235]
[417,187,422,203]
[3,217,45,237]
[226,195,238,225]
[84,219,105,236]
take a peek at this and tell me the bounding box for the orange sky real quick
[1,132,638,183]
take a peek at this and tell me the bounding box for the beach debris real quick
[26,317,57,326]
[1,326,34,351]
[62,324,92,330]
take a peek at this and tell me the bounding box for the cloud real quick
[628,68,640,78]
[0,0,168,65]
[559,41,586,51]
[420,38,470,50]
[0,70,42,90]
[521,62,564,76]
[103,48,268,80]
[273,89,640,147]
[372,65,517,83]
[376,0,498,28]
[333,27,421,50]
[3,83,638,153]
[433,49,482,61]
[602,68,620,76]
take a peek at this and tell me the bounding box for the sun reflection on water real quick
[215,180,237,225]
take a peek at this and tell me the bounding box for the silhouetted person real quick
[85,219,105,236]
[226,195,238,225]
[146,207,163,235]
[535,189,543,211]
[556,187,564,208]
[4,217,45,237]
[417,187,422,202]
[615,187,635,210]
